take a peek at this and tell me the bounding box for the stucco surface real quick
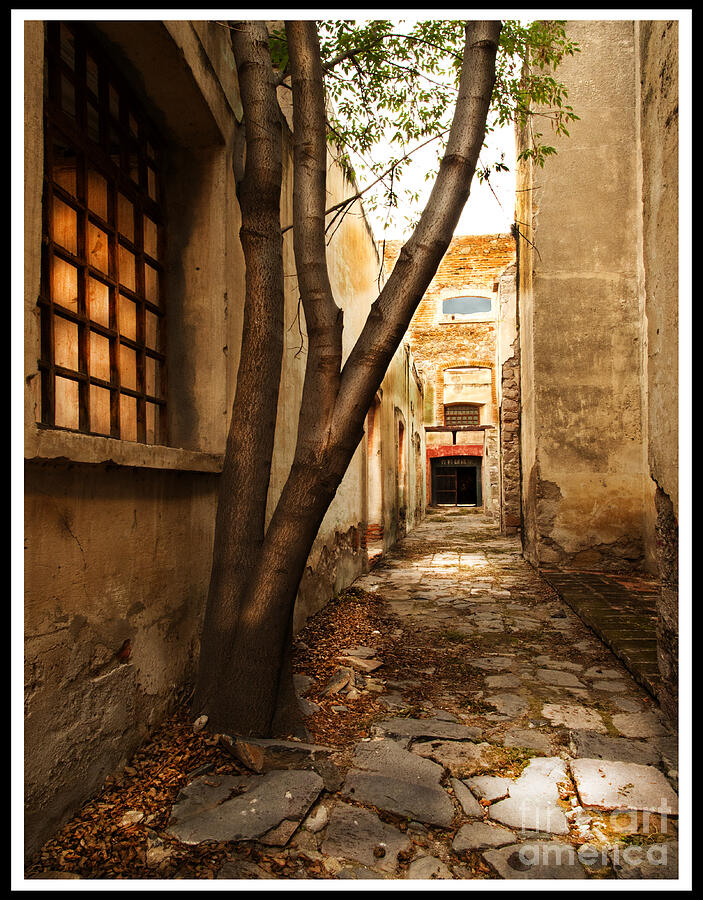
[517,21,650,569]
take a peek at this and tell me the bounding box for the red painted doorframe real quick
[427,444,483,506]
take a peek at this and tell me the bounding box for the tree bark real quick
[192,21,285,724]
[194,20,502,738]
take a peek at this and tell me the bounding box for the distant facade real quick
[384,234,517,526]
[23,20,424,858]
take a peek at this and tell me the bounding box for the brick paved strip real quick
[540,569,661,699]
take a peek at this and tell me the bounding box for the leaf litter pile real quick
[25,583,494,880]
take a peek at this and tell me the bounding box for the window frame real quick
[38,21,167,445]
[443,402,481,429]
[440,294,494,323]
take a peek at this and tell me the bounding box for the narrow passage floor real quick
[27,508,679,882]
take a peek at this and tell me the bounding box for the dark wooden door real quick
[434,471,457,505]
[457,467,477,504]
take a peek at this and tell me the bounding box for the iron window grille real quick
[38,22,166,444]
[444,403,480,428]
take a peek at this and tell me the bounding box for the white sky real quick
[362,120,517,241]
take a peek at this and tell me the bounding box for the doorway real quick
[457,465,478,505]
[431,456,482,506]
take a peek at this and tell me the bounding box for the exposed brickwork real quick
[385,235,516,517]
[385,235,514,422]
[364,523,384,543]
[654,485,678,725]
[497,265,521,534]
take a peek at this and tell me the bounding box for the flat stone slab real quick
[483,841,588,879]
[412,739,503,777]
[335,865,392,880]
[166,770,323,845]
[470,657,515,671]
[220,734,341,790]
[341,646,378,659]
[321,802,411,873]
[611,711,667,738]
[341,739,454,827]
[452,821,516,851]
[570,759,678,815]
[592,680,629,693]
[450,777,484,817]
[584,666,624,679]
[542,703,607,733]
[485,693,529,717]
[220,735,336,774]
[465,774,512,804]
[501,728,552,754]
[404,856,453,879]
[569,730,659,766]
[612,840,678,879]
[379,691,407,710]
[337,655,383,673]
[488,757,570,835]
[536,668,585,687]
[373,717,481,742]
[485,674,521,689]
[217,859,276,879]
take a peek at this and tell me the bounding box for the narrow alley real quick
[27,509,678,881]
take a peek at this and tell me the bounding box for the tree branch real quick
[286,20,343,447]
[332,20,502,443]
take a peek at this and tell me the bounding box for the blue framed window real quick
[442,296,492,316]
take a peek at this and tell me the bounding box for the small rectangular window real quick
[442,296,492,316]
[444,404,480,428]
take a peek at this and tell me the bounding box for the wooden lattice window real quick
[38,22,166,443]
[444,403,480,428]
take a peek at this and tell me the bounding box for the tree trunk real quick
[192,21,285,721]
[193,20,502,738]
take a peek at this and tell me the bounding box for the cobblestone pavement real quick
[168,510,679,881]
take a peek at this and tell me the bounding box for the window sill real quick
[25,425,224,473]
[439,316,495,325]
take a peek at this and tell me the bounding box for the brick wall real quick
[384,235,516,517]
[385,234,515,425]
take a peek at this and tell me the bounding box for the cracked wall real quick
[516,19,679,722]
[516,21,654,573]
[638,21,679,723]
[24,460,215,858]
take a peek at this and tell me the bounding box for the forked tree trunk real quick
[194,20,502,738]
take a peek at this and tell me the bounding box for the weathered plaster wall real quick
[24,20,423,857]
[380,346,426,548]
[23,22,246,858]
[517,21,650,571]
[24,462,217,852]
[638,20,679,723]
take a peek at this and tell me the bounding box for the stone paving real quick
[166,510,679,881]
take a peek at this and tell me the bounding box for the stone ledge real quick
[25,425,224,473]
